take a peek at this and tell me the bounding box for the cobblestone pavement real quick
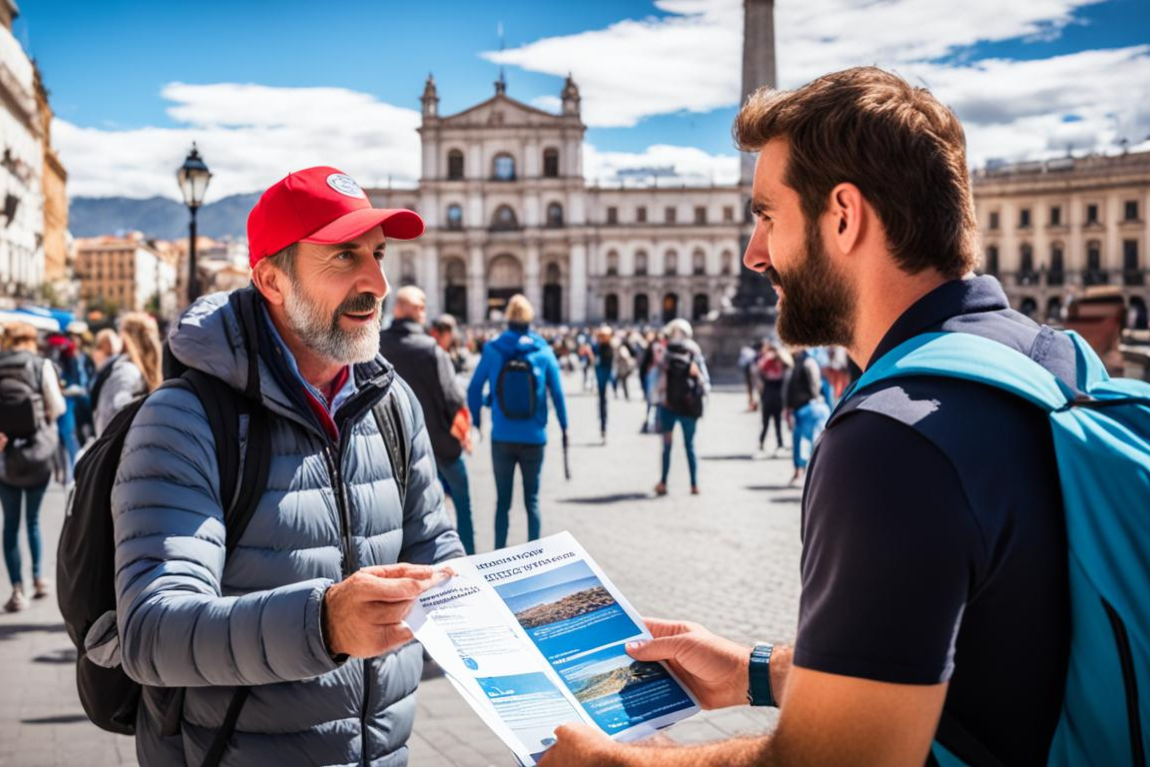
[0,375,803,766]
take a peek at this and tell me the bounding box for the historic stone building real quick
[973,150,1150,329]
[368,75,744,326]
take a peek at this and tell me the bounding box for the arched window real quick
[1049,243,1065,286]
[1020,243,1036,284]
[543,148,560,178]
[447,149,464,180]
[606,250,619,276]
[605,294,619,322]
[546,202,564,228]
[1086,240,1105,285]
[634,250,648,276]
[488,254,524,289]
[633,293,649,322]
[491,205,519,231]
[692,293,709,320]
[662,293,679,323]
[721,251,734,275]
[1046,297,1063,324]
[493,153,516,181]
[692,249,706,275]
[664,250,678,275]
[545,261,562,284]
[446,204,463,231]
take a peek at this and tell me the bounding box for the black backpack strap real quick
[200,687,250,767]
[934,711,1007,767]
[373,388,409,505]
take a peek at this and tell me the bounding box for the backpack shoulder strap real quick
[373,387,409,506]
[841,332,1074,416]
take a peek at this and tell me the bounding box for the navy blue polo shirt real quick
[795,276,1071,765]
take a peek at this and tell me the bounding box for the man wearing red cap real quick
[111,167,464,765]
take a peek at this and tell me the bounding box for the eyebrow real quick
[750,198,774,216]
[329,240,387,252]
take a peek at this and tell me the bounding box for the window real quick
[984,245,999,275]
[446,204,463,231]
[1019,208,1031,229]
[606,251,619,276]
[1124,240,1142,286]
[605,294,619,322]
[662,293,679,322]
[606,206,618,225]
[665,206,677,224]
[546,202,564,228]
[1049,244,1064,286]
[1086,204,1099,225]
[636,206,647,223]
[989,211,1000,230]
[491,205,519,230]
[664,250,678,275]
[692,294,709,321]
[447,149,464,180]
[723,206,734,223]
[635,250,648,276]
[694,206,707,224]
[542,148,560,178]
[633,293,649,322]
[1050,206,1061,226]
[1020,243,1035,275]
[721,251,734,275]
[692,249,706,275]
[493,153,516,181]
[1086,240,1106,285]
[1126,200,1140,222]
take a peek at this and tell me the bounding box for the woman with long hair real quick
[91,313,162,435]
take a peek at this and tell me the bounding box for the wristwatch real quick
[747,642,777,707]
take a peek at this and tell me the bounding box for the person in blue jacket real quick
[468,294,568,549]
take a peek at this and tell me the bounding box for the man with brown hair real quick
[543,67,1071,766]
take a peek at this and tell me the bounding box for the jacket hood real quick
[492,328,547,356]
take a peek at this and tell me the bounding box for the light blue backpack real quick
[842,330,1150,767]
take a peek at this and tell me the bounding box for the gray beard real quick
[282,282,381,365]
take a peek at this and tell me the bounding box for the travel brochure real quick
[408,531,699,766]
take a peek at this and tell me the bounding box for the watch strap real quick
[748,642,776,707]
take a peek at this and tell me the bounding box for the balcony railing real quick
[1124,270,1145,287]
[1084,269,1110,286]
[1047,271,1065,287]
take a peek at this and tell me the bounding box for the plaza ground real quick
[0,376,802,766]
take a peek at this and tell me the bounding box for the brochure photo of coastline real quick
[494,561,643,659]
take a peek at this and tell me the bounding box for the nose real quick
[358,254,389,301]
[743,219,771,273]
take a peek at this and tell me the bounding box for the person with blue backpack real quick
[541,66,1149,767]
[468,294,569,549]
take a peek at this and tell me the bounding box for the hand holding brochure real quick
[407,532,699,766]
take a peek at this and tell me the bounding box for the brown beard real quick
[773,218,856,348]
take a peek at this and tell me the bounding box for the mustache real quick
[763,267,782,288]
[336,292,380,315]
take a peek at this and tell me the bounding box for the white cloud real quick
[583,143,739,186]
[483,0,1150,166]
[57,83,422,199]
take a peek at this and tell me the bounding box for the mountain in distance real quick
[69,192,261,240]
[571,660,667,702]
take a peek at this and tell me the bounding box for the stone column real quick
[468,244,485,323]
[569,241,588,323]
[740,0,776,187]
[525,240,542,312]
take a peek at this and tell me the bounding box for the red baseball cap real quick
[247,166,424,268]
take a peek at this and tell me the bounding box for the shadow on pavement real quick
[34,647,76,664]
[770,497,802,505]
[746,484,797,492]
[558,493,651,505]
[700,454,756,461]
[0,622,67,641]
[20,714,89,725]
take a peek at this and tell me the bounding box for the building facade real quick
[74,235,178,316]
[367,76,745,326]
[973,150,1150,329]
[0,0,44,302]
[34,64,68,288]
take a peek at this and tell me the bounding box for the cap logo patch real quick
[326,173,365,199]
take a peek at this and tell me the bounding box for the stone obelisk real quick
[732,0,779,314]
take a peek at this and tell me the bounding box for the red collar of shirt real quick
[302,365,350,442]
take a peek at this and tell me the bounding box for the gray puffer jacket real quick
[112,290,463,766]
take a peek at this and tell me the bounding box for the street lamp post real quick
[177,144,212,304]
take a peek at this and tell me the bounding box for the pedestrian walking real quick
[544,66,1146,767]
[380,286,475,554]
[784,346,830,485]
[756,339,790,456]
[78,166,462,765]
[638,330,662,433]
[593,325,614,442]
[653,319,709,496]
[90,314,162,436]
[738,344,759,411]
[0,322,65,612]
[467,294,568,548]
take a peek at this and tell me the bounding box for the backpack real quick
[838,330,1150,767]
[0,350,46,439]
[664,342,704,418]
[497,343,538,420]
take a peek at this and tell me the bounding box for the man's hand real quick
[0,432,7,452]
[539,723,621,767]
[324,563,453,658]
[626,619,750,709]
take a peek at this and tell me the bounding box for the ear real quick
[828,182,864,255]
[251,259,289,307]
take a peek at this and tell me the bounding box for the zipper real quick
[1102,598,1146,767]
[323,443,358,576]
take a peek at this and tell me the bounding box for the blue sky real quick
[12,0,1150,199]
